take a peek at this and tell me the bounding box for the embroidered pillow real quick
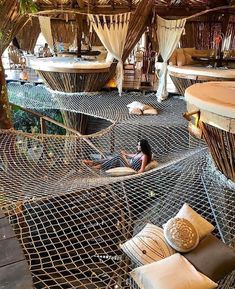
[164,217,199,253]
[120,223,175,266]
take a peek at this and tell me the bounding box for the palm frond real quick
[19,0,38,14]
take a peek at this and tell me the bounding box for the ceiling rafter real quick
[110,0,115,9]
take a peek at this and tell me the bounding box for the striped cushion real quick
[120,223,175,266]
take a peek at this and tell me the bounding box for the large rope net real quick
[0,82,234,289]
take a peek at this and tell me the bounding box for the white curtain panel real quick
[89,13,131,95]
[156,16,186,102]
[39,16,54,51]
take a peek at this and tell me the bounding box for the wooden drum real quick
[185,82,235,181]
[168,65,235,95]
[30,57,115,93]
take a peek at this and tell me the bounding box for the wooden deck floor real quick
[0,209,34,289]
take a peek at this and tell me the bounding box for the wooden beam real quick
[127,0,133,9]
[77,0,84,8]
[9,103,106,158]
[110,0,115,10]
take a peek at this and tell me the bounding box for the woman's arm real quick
[121,150,136,158]
[137,155,148,173]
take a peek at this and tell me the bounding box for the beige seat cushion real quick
[129,108,143,115]
[177,51,186,67]
[105,167,136,177]
[185,53,193,65]
[143,108,158,115]
[169,51,177,66]
[176,203,214,240]
[145,160,158,171]
[143,104,153,110]
[193,49,212,57]
[184,234,235,282]
[130,253,218,289]
[183,48,196,56]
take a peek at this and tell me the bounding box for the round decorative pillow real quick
[164,217,199,252]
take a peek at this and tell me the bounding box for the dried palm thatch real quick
[0,0,28,54]
[0,0,30,129]
[16,17,41,53]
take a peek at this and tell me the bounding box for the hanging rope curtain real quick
[156,15,186,102]
[38,16,54,51]
[88,13,131,96]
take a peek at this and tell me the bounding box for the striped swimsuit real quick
[100,153,143,171]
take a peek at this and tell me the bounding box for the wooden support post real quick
[40,117,47,135]
[0,57,12,129]
[218,13,230,67]
[76,14,83,58]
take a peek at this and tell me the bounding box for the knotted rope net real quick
[0,82,234,289]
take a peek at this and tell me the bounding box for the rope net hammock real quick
[0,83,234,289]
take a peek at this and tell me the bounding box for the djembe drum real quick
[185,81,235,181]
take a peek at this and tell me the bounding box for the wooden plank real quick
[0,237,25,267]
[0,218,15,240]
[0,260,34,289]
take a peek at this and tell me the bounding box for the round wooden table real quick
[185,81,235,181]
[30,57,114,92]
[168,65,235,95]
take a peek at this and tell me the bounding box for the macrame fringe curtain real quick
[39,16,54,51]
[88,13,131,96]
[156,16,186,102]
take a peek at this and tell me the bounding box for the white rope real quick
[0,83,234,289]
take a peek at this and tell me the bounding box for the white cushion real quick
[105,167,136,177]
[120,223,175,266]
[176,203,214,240]
[164,217,199,252]
[127,101,145,110]
[130,253,218,289]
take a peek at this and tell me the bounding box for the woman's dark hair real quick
[138,139,152,163]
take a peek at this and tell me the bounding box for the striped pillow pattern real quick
[120,223,175,266]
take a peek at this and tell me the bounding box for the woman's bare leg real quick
[82,160,95,166]
[92,164,102,169]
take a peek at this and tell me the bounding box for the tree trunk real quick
[0,57,12,129]
[62,110,88,134]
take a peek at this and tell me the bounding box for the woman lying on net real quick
[83,139,152,173]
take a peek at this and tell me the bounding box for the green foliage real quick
[13,108,66,135]
[19,0,38,14]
